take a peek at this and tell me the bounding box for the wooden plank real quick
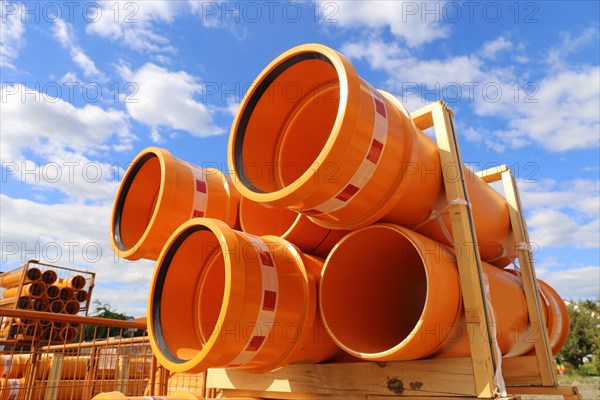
[502,356,542,386]
[474,165,508,183]
[207,358,477,398]
[410,103,437,130]
[428,101,498,398]
[501,171,557,386]
[44,352,63,400]
[116,355,130,393]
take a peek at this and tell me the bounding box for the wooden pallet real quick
[202,101,580,400]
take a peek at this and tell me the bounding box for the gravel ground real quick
[518,376,599,400]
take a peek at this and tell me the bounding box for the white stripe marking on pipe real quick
[226,233,279,367]
[303,86,389,215]
[8,379,19,400]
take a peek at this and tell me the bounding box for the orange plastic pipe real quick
[2,282,46,299]
[58,287,74,301]
[0,355,28,379]
[58,355,90,379]
[111,147,242,261]
[239,197,346,257]
[40,326,58,342]
[31,297,49,312]
[45,285,60,300]
[228,43,511,266]
[49,300,65,314]
[15,296,31,309]
[148,217,341,374]
[93,392,202,400]
[0,267,41,288]
[40,269,58,285]
[74,289,88,303]
[64,300,80,315]
[58,325,78,342]
[55,275,86,290]
[319,224,569,361]
[0,378,24,400]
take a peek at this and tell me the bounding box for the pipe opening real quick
[69,275,86,290]
[321,226,427,354]
[113,153,162,252]
[153,225,222,364]
[235,52,340,193]
[26,268,42,282]
[29,282,45,297]
[239,198,299,237]
[41,270,57,285]
[46,285,59,300]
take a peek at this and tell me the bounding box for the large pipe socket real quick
[111,147,242,260]
[319,224,569,361]
[0,267,41,288]
[148,218,341,374]
[239,197,347,257]
[228,43,511,266]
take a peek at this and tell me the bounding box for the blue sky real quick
[1,1,599,316]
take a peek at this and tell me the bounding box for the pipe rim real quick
[319,224,461,359]
[41,270,57,285]
[228,43,354,202]
[111,147,175,259]
[149,218,235,371]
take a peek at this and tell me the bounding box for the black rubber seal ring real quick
[152,224,210,364]
[113,153,156,252]
[234,51,334,193]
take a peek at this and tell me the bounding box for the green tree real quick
[557,300,600,375]
[83,300,138,341]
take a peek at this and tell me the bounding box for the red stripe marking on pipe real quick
[366,139,384,164]
[259,251,274,267]
[245,335,266,352]
[335,184,360,202]
[262,290,277,311]
[374,97,386,117]
[196,179,207,193]
[193,210,205,217]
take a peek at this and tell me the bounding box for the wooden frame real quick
[202,101,580,399]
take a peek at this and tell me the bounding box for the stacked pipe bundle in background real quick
[0,266,89,343]
[110,44,570,379]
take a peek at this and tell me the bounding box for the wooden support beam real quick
[427,101,499,398]
[474,164,508,183]
[502,170,557,386]
[207,358,478,398]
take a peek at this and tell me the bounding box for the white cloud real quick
[319,1,449,47]
[537,266,600,300]
[528,208,599,249]
[481,37,513,60]
[1,84,133,162]
[0,3,25,69]
[118,63,224,137]
[341,34,599,153]
[546,27,599,71]
[53,20,104,80]
[0,195,153,317]
[519,179,600,249]
[85,1,182,53]
[481,66,600,152]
